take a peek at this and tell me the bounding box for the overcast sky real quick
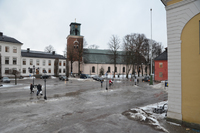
[0,0,167,55]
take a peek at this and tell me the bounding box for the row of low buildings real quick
[0,32,66,77]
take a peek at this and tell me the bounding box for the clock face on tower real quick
[75,25,78,28]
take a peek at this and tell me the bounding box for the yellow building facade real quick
[161,0,200,128]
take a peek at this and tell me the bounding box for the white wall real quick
[21,57,66,76]
[82,63,147,76]
[0,41,22,77]
[165,0,200,120]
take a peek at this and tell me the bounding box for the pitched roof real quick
[21,49,66,59]
[154,49,168,61]
[83,49,125,64]
[0,33,23,44]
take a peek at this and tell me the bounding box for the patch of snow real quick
[50,76,56,79]
[152,83,164,89]
[0,84,24,88]
[167,122,181,126]
[127,101,169,132]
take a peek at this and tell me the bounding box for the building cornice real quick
[66,35,84,40]
[166,0,196,10]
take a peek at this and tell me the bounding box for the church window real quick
[123,67,125,73]
[92,66,95,73]
[108,67,110,72]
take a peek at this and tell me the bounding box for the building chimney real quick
[165,47,168,52]
[0,32,3,36]
[27,48,30,52]
[52,51,55,55]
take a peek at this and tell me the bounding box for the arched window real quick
[108,67,110,72]
[75,29,78,35]
[123,67,125,73]
[92,66,95,73]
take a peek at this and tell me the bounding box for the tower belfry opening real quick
[69,22,81,36]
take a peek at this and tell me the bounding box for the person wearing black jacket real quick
[30,83,34,94]
[36,84,42,96]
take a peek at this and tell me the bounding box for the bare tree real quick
[123,33,149,77]
[83,38,88,48]
[108,35,120,78]
[88,44,99,49]
[141,39,163,75]
[123,35,133,78]
[44,45,55,53]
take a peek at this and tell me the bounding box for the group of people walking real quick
[30,83,43,96]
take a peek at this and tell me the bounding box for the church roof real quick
[83,49,125,64]
[21,49,66,59]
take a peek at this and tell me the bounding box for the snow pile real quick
[122,101,169,133]
[152,83,164,89]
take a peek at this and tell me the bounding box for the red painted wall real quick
[154,60,168,81]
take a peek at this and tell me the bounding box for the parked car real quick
[92,76,104,82]
[40,75,50,79]
[97,77,104,82]
[142,76,150,82]
[61,76,68,81]
[59,75,65,80]
[1,77,11,83]
[19,76,24,79]
[92,76,99,81]
[80,74,90,79]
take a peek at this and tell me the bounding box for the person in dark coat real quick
[36,84,42,96]
[30,83,34,94]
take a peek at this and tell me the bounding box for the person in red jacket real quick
[109,79,113,87]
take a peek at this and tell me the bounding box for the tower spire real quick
[75,18,76,23]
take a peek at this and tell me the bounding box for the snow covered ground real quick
[123,101,174,133]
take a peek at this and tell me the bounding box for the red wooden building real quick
[154,48,168,81]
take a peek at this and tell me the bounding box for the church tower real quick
[67,22,84,60]
[66,21,84,74]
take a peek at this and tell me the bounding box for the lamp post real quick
[141,63,143,77]
[106,71,108,90]
[28,65,36,88]
[150,8,153,85]
[43,69,47,100]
